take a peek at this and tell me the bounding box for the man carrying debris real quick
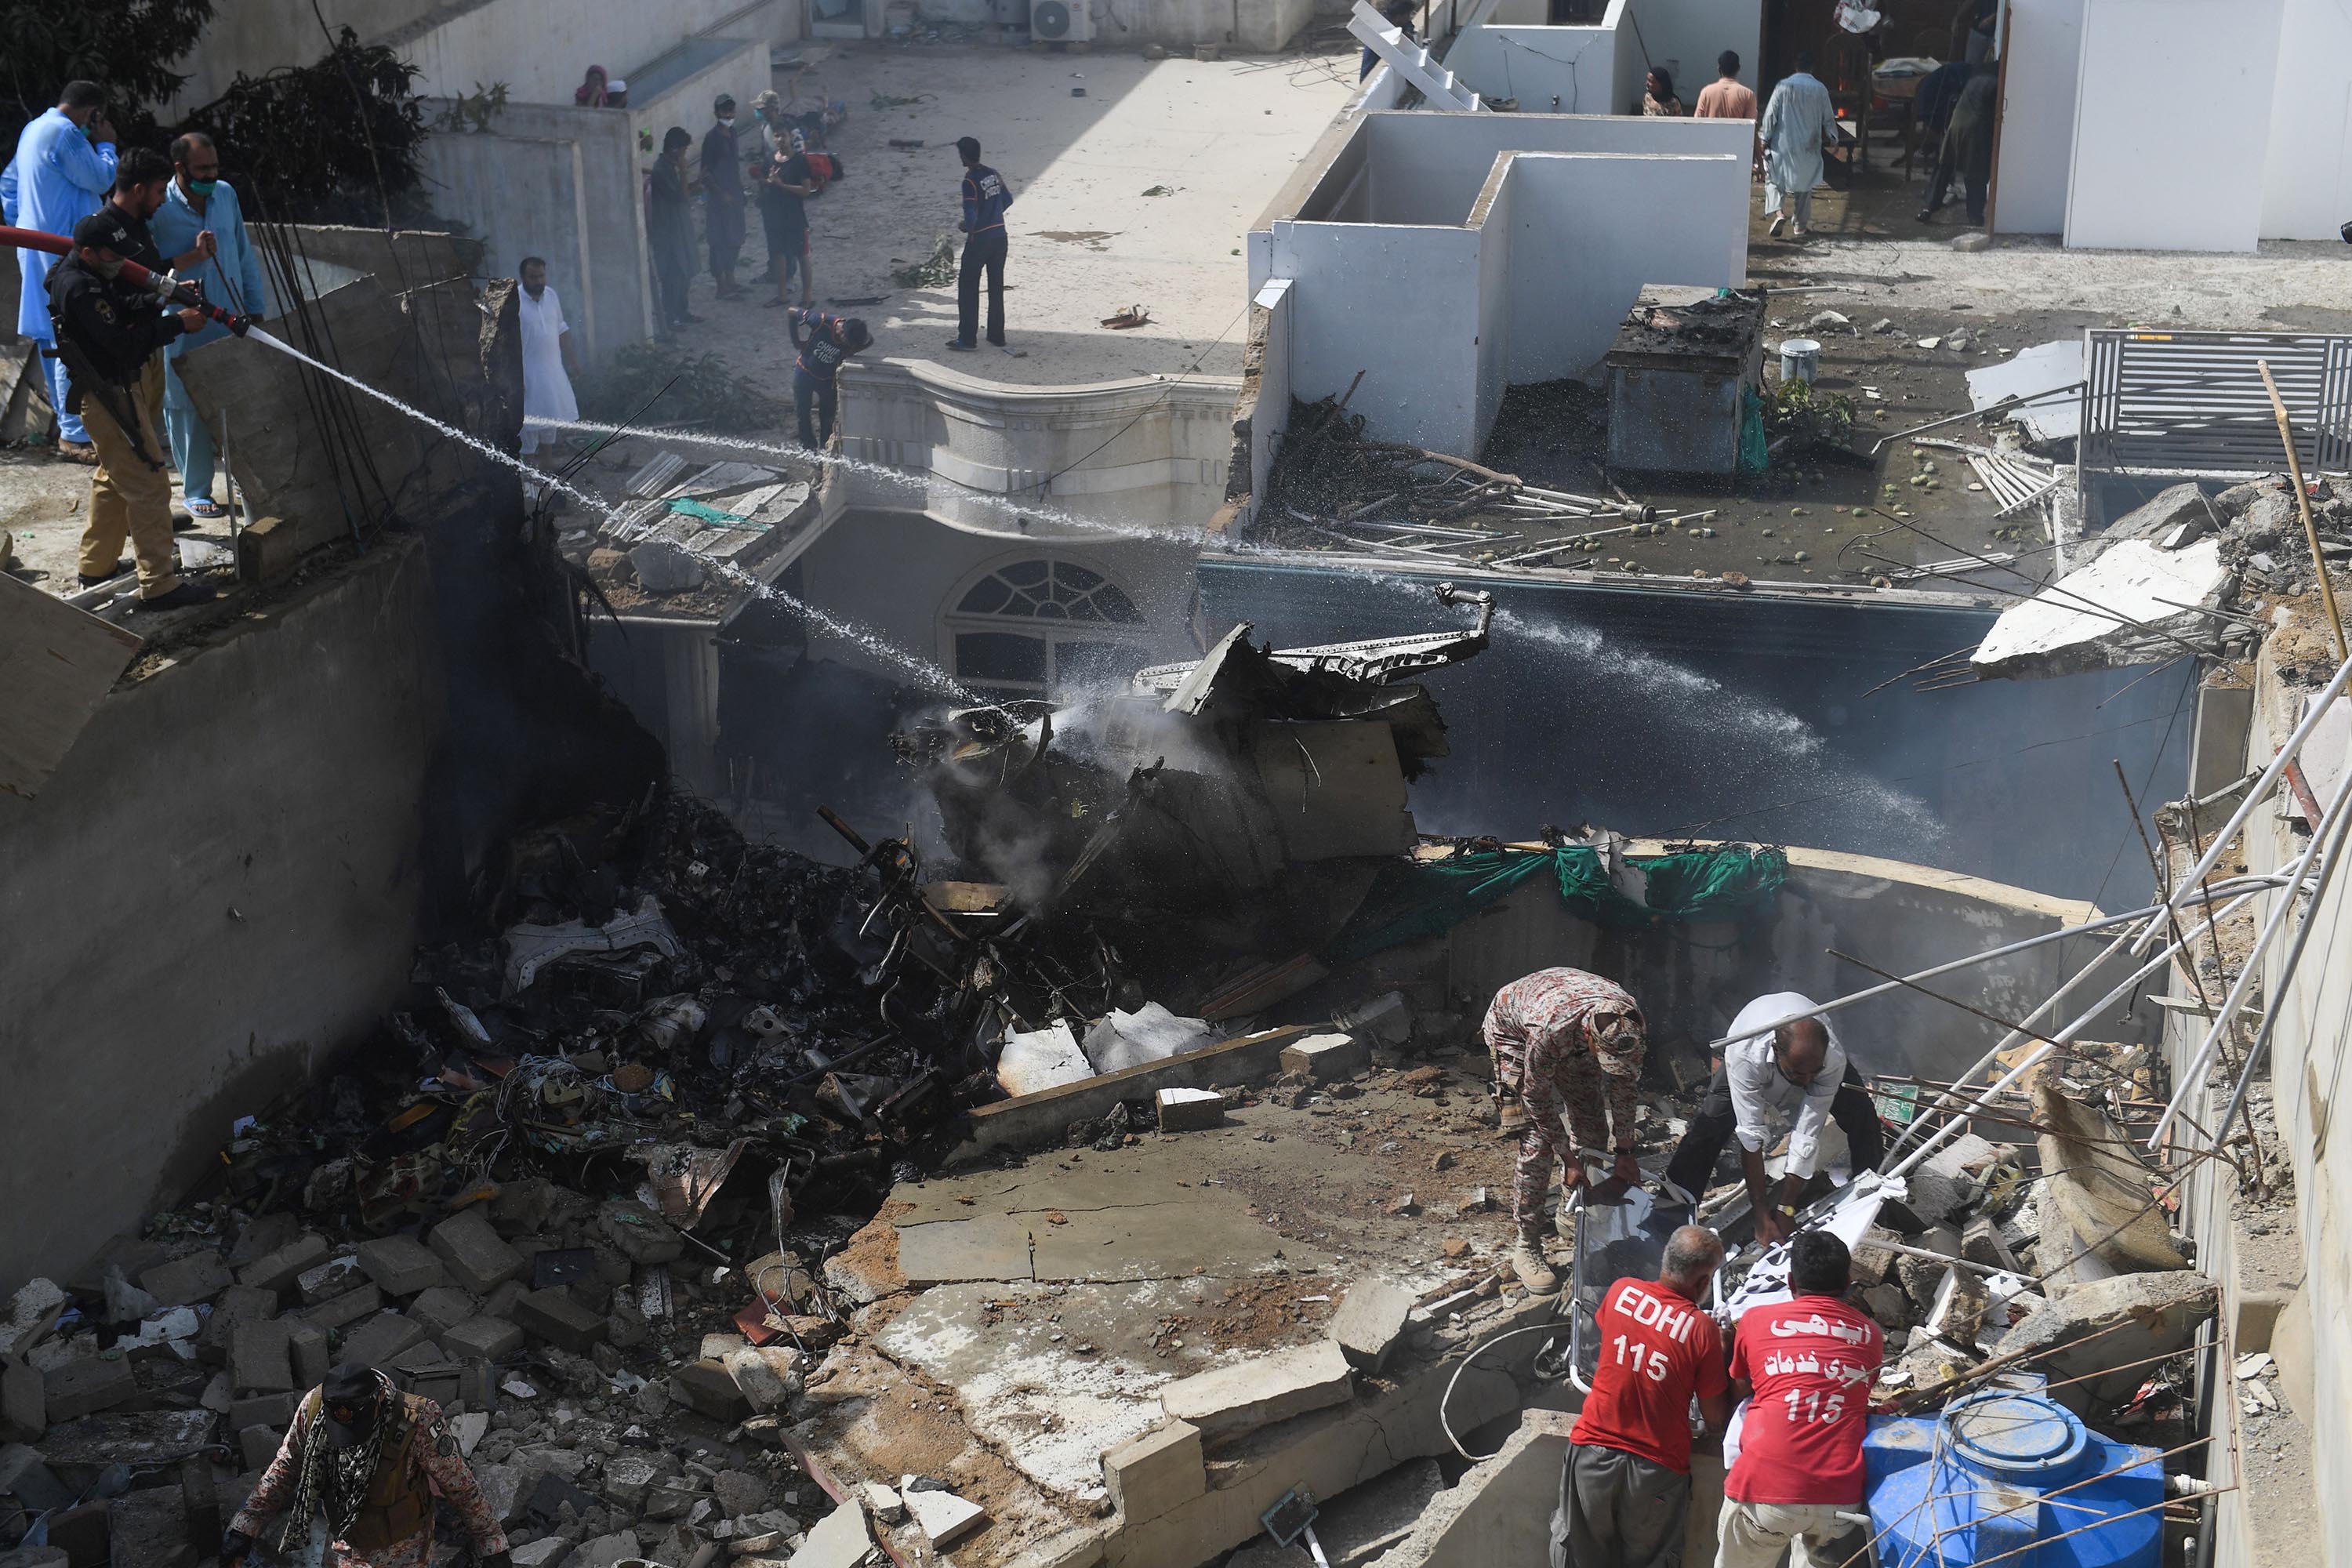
[1663,993,1882,1246]
[224,1362,511,1568]
[1715,1232,1882,1568]
[1555,1225,1733,1568]
[1482,967,1648,1294]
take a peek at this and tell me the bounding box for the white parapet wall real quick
[1255,112,1750,459]
[835,357,1243,536]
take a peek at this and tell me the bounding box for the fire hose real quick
[1,223,253,336]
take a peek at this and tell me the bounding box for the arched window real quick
[946,558,1148,699]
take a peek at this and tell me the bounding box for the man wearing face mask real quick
[48,198,214,609]
[151,132,266,519]
[2,80,117,463]
[223,1363,511,1568]
[1483,967,1650,1294]
[703,94,747,301]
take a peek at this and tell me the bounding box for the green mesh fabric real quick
[1323,844,1788,964]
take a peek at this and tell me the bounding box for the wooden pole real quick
[2257,358,2348,662]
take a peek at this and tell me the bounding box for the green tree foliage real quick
[183,29,430,226]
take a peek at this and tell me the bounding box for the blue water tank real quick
[1864,1377,2165,1568]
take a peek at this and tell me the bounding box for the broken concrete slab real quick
[1994,1269,2219,1410]
[510,1541,568,1568]
[1972,538,2231,680]
[0,1442,74,1512]
[293,1254,367,1306]
[41,1357,136,1421]
[109,1476,194,1568]
[904,1486,985,1548]
[1228,1456,1444,1568]
[1159,1339,1353,1439]
[571,1531,641,1568]
[787,1499,870,1568]
[441,1316,525,1361]
[722,1345,800,1413]
[354,1236,450,1297]
[286,1323,330,1388]
[2031,1065,2185,1276]
[32,1411,215,1484]
[408,1286,481,1337]
[1155,1087,1225,1133]
[430,1209,528,1295]
[229,1322,293,1395]
[338,1312,429,1370]
[514,1289,605,1353]
[1279,1033,1368,1082]
[234,1233,330,1294]
[1,1360,43,1443]
[136,1251,230,1308]
[1904,1135,1998,1225]
[669,1360,752,1422]
[299,1282,383,1331]
[1327,1279,1414,1374]
[1102,1421,1203,1526]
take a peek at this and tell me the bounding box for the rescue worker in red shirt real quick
[1715,1230,1883,1568]
[1557,1225,1733,1568]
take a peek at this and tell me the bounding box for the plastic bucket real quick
[1778,339,1821,384]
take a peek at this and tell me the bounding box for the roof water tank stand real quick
[1863,1375,2165,1568]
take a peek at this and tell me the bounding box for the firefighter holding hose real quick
[49,198,216,610]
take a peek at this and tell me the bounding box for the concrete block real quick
[338,1312,428,1370]
[299,1283,383,1331]
[1155,1087,1225,1133]
[38,1357,136,1421]
[601,1452,669,1507]
[108,1480,195,1568]
[408,1287,481,1337]
[713,1468,770,1518]
[1961,1218,2020,1273]
[0,1547,68,1568]
[1159,1339,1352,1438]
[237,1420,282,1471]
[429,1209,526,1295]
[1896,1225,1962,1313]
[597,1200,684,1266]
[1101,1421,1203,1524]
[481,1279,528,1319]
[294,1255,367,1306]
[196,1286,277,1363]
[235,1234,330,1294]
[572,1533,639,1568]
[136,1251,231,1308]
[1994,1270,2218,1410]
[226,1214,303,1272]
[44,1498,108,1568]
[286,1323,330,1388]
[0,1443,75,1513]
[230,1392,295,1432]
[1,1359,45,1442]
[904,1486,985,1547]
[1279,1033,1368,1081]
[514,1289,604,1354]
[722,1346,800,1413]
[1905,1134,1997,1224]
[441,1317,525,1362]
[1328,1279,1414,1373]
[229,1321,294,1395]
[509,1541,568,1568]
[354,1236,449,1298]
[669,1360,752,1422]
[787,1501,868,1568]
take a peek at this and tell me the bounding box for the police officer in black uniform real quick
[50,205,215,609]
[946,136,1013,352]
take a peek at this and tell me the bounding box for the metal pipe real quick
[2185,757,2352,1155]
[2150,762,2352,1147]
[1697,875,2288,1060]
[1887,884,2274,1180]
[2165,652,2352,912]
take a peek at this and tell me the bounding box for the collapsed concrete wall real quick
[0,540,444,1292]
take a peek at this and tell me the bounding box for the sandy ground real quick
[661,38,1361,387]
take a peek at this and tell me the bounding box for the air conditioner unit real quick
[1031,0,1094,43]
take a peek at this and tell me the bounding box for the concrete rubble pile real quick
[1975,476,2352,680]
[0,789,1032,1568]
[1751,1054,2224,1436]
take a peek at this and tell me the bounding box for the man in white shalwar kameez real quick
[517,256,579,457]
[1757,54,1838,239]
